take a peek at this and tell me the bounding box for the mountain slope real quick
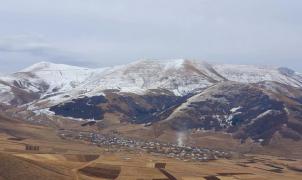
[0,62,102,105]
[1,59,302,107]
[214,64,302,87]
[1,59,302,149]
[160,81,302,144]
[19,61,99,94]
[0,59,227,106]
[74,59,226,96]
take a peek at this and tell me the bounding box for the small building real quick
[25,144,40,151]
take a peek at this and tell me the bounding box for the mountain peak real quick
[131,58,186,65]
[20,61,88,72]
[20,61,57,72]
[129,58,209,70]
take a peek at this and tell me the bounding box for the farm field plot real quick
[0,114,301,180]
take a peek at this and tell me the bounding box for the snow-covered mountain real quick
[0,61,101,105]
[77,59,226,96]
[1,59,302,145]
[0,59,301,106]
[213,64,302,87]
[3,61,100,93]
[159,81,302,144]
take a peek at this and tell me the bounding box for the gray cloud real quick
[0,35,54,54]
[0,0,301,73]
[0,35,98,72]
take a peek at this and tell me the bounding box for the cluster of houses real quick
[58,130,232,162]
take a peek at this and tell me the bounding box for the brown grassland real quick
[0,114,301,180]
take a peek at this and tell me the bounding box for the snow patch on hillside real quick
[230,106,241,113]
[0,84,14,104]
[213,64,302,87]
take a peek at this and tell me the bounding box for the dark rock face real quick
[49,90,187,123]
[165,82,296,144]
[171,84,283,124]
[49,96,107,120]
[234,110,287,144]
[100,90,187,124]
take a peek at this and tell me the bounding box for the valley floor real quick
[0,115,302,180]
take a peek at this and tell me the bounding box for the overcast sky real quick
[0,0,301,73]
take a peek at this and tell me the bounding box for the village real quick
[58,129,233,162]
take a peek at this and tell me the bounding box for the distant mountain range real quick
[1,59,302,145]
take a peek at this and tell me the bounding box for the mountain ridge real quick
[1,59,302,148]
[0,59,301,106]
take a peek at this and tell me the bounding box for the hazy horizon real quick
[1,0,302,73]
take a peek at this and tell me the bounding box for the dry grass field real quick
[0,114,302,180]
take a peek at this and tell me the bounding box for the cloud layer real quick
[0,0,301,73]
